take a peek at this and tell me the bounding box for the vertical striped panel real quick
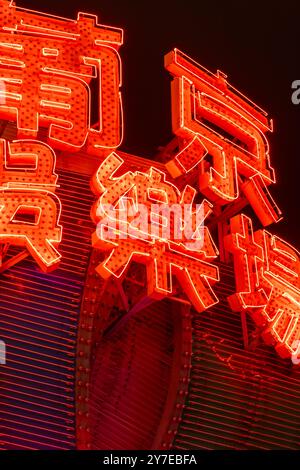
[0,169,94,449]
[89,300,176,450]
[173,265,300,450]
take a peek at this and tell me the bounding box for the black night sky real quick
[20,0,300,244]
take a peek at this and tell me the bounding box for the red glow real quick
[91,153,220,312]
[165,49,282,227]
[0,0,123,154]
[225,213,300,361]
[0,0,299,454]
[0,138,62,272]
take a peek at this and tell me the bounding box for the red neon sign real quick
[0,0,298,364]
[225,214,300,360]
[0,138,62,272]
[165,49,282,227]
[91,153,220,312]
[0,0,123,154]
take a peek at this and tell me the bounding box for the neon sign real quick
[0,0,123,154]
[165,49,282,227]
[0,0,298,363]
[225,214,300,359]
[0,138,62,272]
[91,153,219,312]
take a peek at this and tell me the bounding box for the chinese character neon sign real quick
[165,49,282,227]
[0,0,298,364]
[91,152,219,312]
[0,0,123,153]
[0,138,62,272]
[225,214,300,360]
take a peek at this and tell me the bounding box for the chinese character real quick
[91,152,220,312]
[0,138,62,272]
[0,0,123,153]
[225,213,300,361]
[164,49,281,227]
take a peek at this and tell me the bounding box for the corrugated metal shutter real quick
[0,169,94,450]
[89,300,175,450]
[173,265,300,450]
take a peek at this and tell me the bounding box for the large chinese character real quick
[164,49,281,227]
[225,213,300,361]
[0,139,62,272]
[0,0,123,153]
[91,153,220,312]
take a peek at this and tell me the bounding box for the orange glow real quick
[225,213,300,361]
[165,49,281,226]
[91,153,220,312]
[0,138,62,272]
[0,0,123,154]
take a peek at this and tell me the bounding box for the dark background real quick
[20,0,300,243]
